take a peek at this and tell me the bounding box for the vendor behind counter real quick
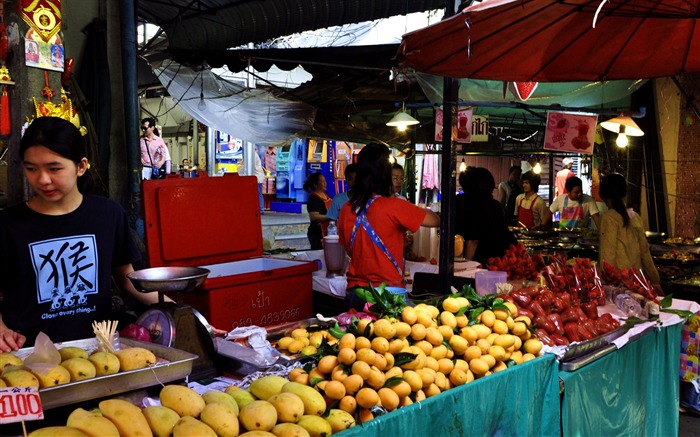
[456,167,517,266]
[549,176,601,230]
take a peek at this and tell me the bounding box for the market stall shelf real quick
[13,338,197,410]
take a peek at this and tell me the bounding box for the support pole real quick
[119,0,143,237]
[437,0,459,294]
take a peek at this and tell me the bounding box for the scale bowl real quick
[127,267,210,293]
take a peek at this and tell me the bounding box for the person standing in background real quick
[338,143,439,311]
[327,163,358,221]
[515,171,551,229]
[555,157,575,197]
[598,173,660,286]
[498,165,523,224]
[550,176,601,229]
[391,163,407,200]
[457,167,517,266]
[139,117,171,180]
[304,172,332,250]
[254,150,265,214]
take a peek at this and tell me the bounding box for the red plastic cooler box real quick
[142,174,318,329]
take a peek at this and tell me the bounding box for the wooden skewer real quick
[92,320,118,354]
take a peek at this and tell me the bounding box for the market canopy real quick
[137,0,445,50]
[398,0,700,82]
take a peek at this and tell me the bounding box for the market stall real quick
[2,290,694,436]
[561,323,681,435]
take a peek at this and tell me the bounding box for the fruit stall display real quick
[274,285,545,423]
[0,322,196,413]
[8,246,679,436]
[485,244,669,346]
[21,284,545,436]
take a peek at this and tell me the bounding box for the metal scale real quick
[127,266,219,380]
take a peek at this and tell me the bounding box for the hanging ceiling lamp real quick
[386,103,419,131]
[600,115,644,149]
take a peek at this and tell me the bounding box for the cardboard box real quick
[142,174,317,329]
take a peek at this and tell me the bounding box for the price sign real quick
[0,387,44,424]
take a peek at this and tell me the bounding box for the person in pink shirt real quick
[555,157,575,197]
[139,117,171,180]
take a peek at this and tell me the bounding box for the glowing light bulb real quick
[459,160,467,172]
[389,155,396,164]
[616,133,628,148]
[533,162,542,174]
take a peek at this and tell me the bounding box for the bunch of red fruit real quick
[487,243,545,281]
[600,262,658,302]
[543,256,605,306]
[506,285,620,346]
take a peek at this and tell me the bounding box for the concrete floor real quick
[679,409,700,436]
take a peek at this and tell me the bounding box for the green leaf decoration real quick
[492,302,510,312]
[355,287,376,304]
[393,352,418,366]
[328,322,345,339]
[382,376,404,388]
[661,308,696,321]
[310,377,325,387]
[659,294,673,309]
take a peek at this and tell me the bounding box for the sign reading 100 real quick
[0,387,44,424]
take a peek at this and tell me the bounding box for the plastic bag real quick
[23,332,61,375]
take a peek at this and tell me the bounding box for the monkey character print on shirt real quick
[0,195,140,346]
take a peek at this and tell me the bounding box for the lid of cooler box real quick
[142,174,263,267]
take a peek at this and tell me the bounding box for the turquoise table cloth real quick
[339,353,561,437]
[560,323,682,436]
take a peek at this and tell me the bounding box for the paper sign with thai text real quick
[544,112,598,154]
[0,387,44,424]
[471,115,489,142]
[20,0,62,43]
[435,107,473,143]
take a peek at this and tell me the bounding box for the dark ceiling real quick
[137,0,446,50]
[136,1,448,145]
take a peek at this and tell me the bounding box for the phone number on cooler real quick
[232,308,301,328]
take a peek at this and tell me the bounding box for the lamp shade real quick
[600,115,644,136]
[386,110,419,128]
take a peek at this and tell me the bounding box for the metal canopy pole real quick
[437,0,459,294]
[120,0,143,238]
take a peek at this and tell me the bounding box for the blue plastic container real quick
[382,286,406,296]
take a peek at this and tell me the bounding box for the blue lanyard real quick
[349,196,403,278]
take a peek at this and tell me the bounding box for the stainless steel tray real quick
[216,338,289,375]
[560,323,654,371]
[559,343,618,371]
[559,325,629,362]
[13,337,197,410]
